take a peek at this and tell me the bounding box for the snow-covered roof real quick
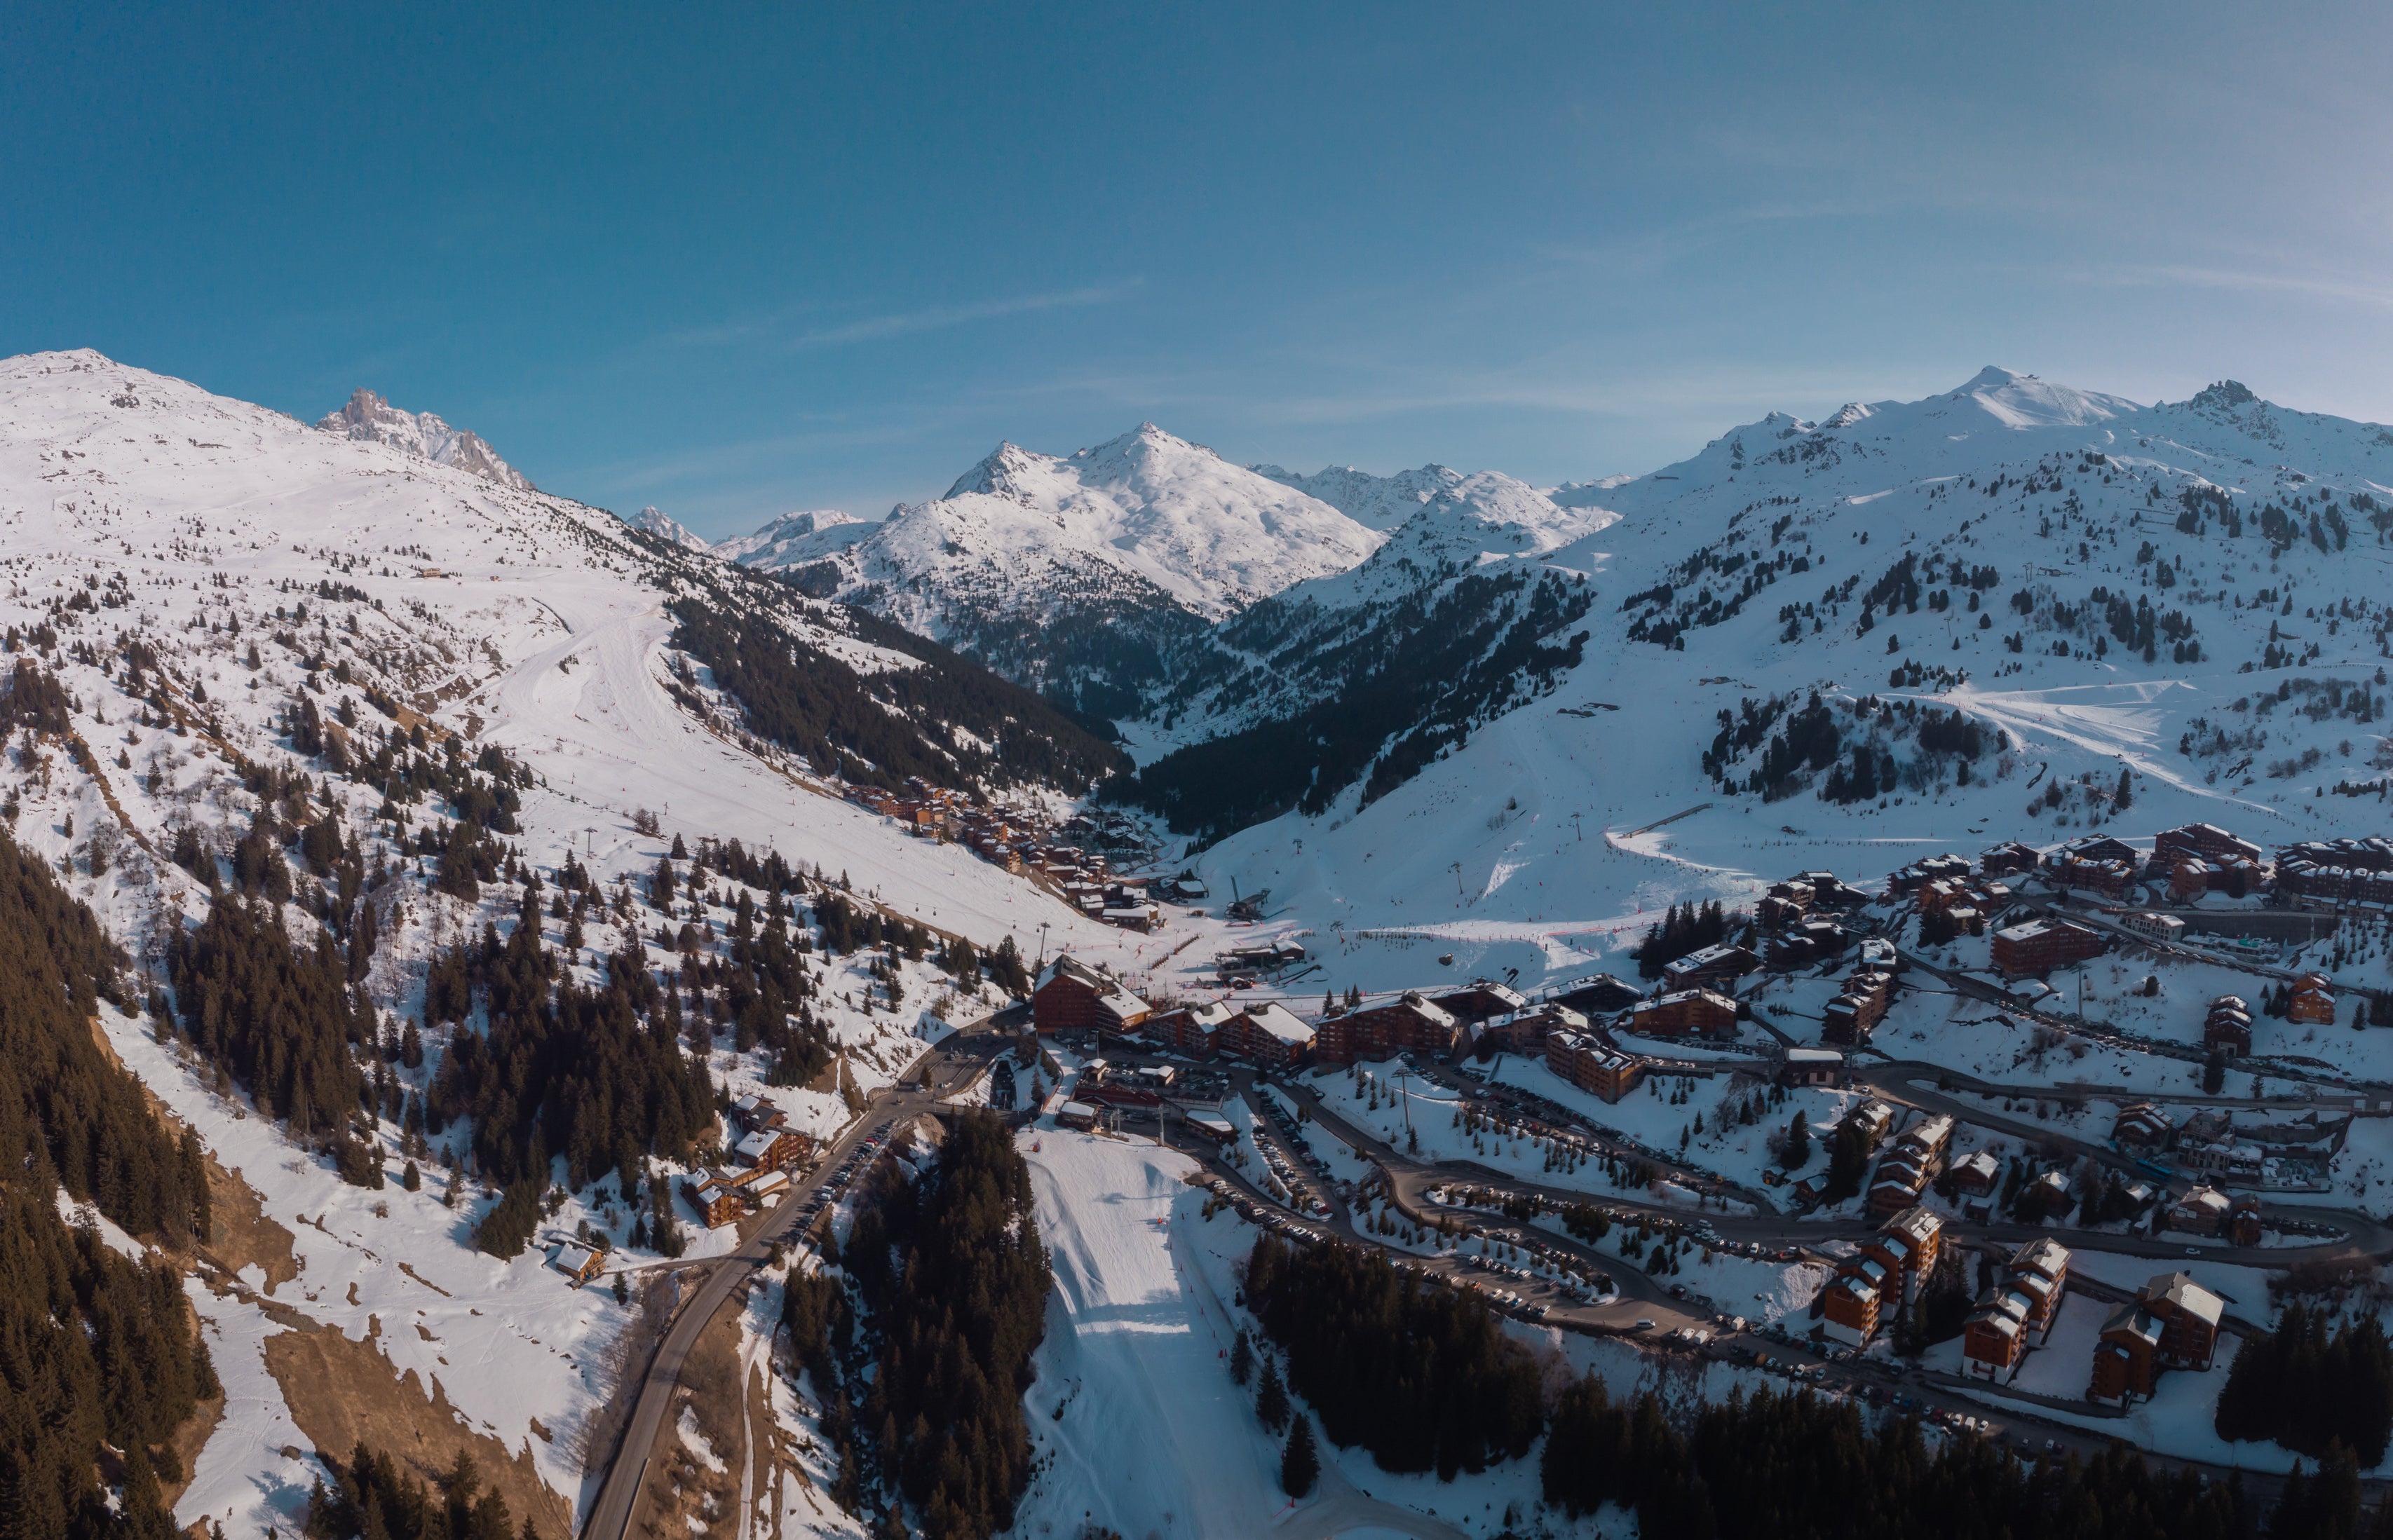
[1239,1002,1315,1047]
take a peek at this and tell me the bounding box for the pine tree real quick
[1256,1358,1290,1433]
[1784,1110,1810,1168]
[1230,1330,1254,1386]
[1281,1414,1320,1497]
[2116,766,2135,810]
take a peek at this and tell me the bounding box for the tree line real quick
[2215,1301,2393,1465]
[303,1443,538,1540]
[782,1111,1049,1540]
[1242,1234,1543,1479]
[0,826,220,1539]
[1545,1379,2258,1540]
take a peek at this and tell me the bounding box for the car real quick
[1634,1319,1656,1331]
[2186,1246,2203,1256]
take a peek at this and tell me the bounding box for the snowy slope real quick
[0,348,1199,1536]
[709,507,867,566]
[1162,366,2393,999]
[316,386,533,489]
[625,504,710,549]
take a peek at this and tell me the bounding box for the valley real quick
[6,348,2393,1540]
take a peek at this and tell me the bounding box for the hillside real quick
[726,424,1383,719]
[0,348,1156,1539]
[1179,366,2393,995]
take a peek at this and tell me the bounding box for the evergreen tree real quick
[1230,1330,1253,1387]
[1256,1358,1290,1433]
[1281,1415,1319,1498]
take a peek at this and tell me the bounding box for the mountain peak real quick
[946,440,1045,500]
[627,506,708,550]
[2189,379,2260,411]
[316,388,531,490]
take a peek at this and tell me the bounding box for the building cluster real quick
[2275,837,2393,908]
[1822,1204,1944,1347]
[1867,1111,1956,1218]
[684,1093,814,1228]
[1821,963,1898,1045]
[1989,915,2107,976]
[1961,1237,2070,1383]
[850,780,1165,927]
[2162,1183,2263,1244]
[1757,873,1864,970]
[2091,1272,2225,1407]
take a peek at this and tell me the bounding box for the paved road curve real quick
[578,1039,996,1540]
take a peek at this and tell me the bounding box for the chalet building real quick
[1828,1272,1885,1358]
[1759,877,1818,922]
[1981,841,2041,877]
[2016,1167,2073,1222]
[1777,1046,1846,1087]
[1221,1002,1317,1068]
[2178,1139,2263,1183]
[1869,1115,1955,1218]
[2092,1272,2226,1405]
[1662,943,1760,994]
[729,1093,788,1137]
[2110,1103,2176,1152]
[2288,973,2338,1026]
[2164,1183,2263,1245]
[1990,918,2105,976]
[1823,1206,1943,1346]
[2204,995,2253,1056]
[1620,988,1738,1040]
[2166,858,2216,904]
[1822,1272,1883,1347]
[551,1241,607,1288]
[1055,1099,1108,1131]
[1550,973,1643,1015]
[2156,823,2262,866]
[1887,854,1973,894]
[1794,870,1864,906]
[1476,1002,1587,1054]
[1848,1098,1898,1150]
[1765,918,1852,971]
[1144,1000,1234,1058]
[2054,835,2139,867]
[1963,1289,2037,1381]
[2121,911,2187,944]
[1547,1031,1648,1103]
[2090,1304,2167,1406]
[685,1168,762,1229]
[1961,1239,2073,1381]
[1031,954,1152,1040]
[2007,1237,2071,1341]
[1821,967,1895,1045]
[2277,838,2393,906]
[1430,979,1528,1024]
[1869,1205,1944,1304]
[2165,1185,2232,1236]
[1948,1150,2000,1198]
[1315,992,1458,1063]
[733,1126,812,1174]
[2051,854,2134,899]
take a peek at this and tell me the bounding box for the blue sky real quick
[8,2,2393,535]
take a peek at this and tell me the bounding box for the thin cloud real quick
[665,281,1142,350]
[2089,261,2393,313]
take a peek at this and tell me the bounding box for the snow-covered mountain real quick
[1167,363,2393,997]
[724,423,1383,713]
[0,347,1173,1539]
[316,385,533,489]
[627,503,709,548]
[711,507,868,567]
